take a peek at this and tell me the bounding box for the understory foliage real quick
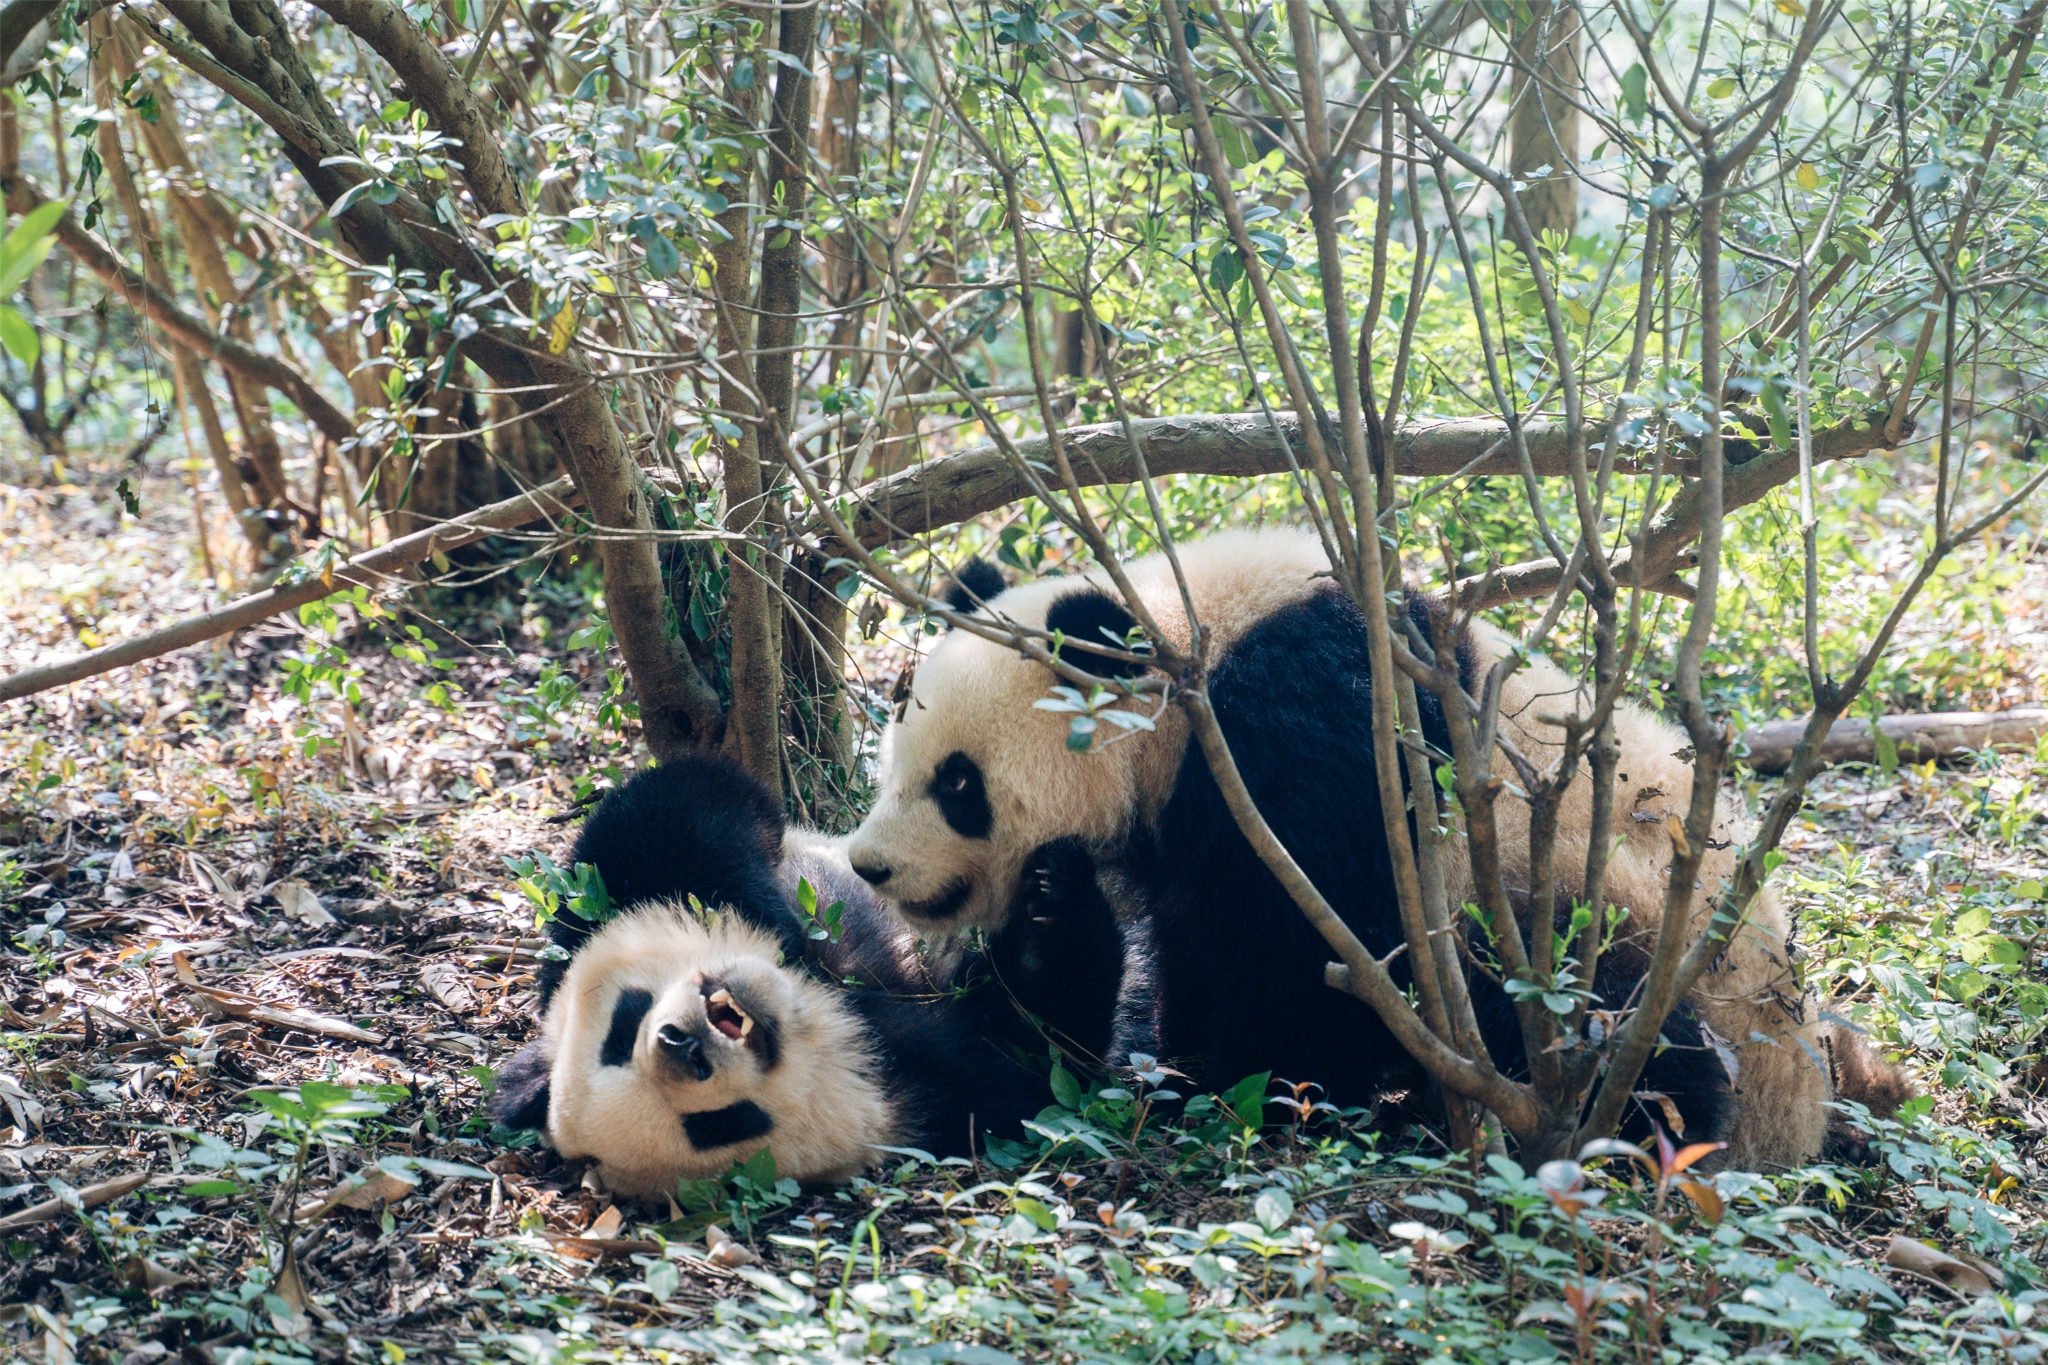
[0,0,2046,1358]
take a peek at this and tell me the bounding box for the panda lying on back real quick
[491,754,1130,1196]
[847,530,1909,1167]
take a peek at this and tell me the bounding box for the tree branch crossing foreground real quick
[1,409,1900,705]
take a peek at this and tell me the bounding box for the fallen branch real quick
[0,1169,150,1231]
[1740,707,2048,774]
[820,411,1895,551]
[0,478,576,705]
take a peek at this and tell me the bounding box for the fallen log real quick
[1740,708,2048,775]
[0,477,577,705]
[821,411,1897,553]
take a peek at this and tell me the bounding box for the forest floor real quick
[3,475,2048,1365]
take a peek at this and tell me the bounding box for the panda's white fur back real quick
[544,907,897,1195]
[1453,623,1831,1167]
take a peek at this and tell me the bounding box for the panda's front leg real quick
[982,839,1137,1064]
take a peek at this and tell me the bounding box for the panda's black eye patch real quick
[600,989,653,1067]
[931,752,992,840]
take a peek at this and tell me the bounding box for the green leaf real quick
[1254,1186,1293,1232]
[0,305,38,365]
[644,1259,681,1302]
[1707,76,1738,99]
[1620,63,1648,124]
[639,230,681,277]
[1209,244,1243,293]
[1761,380,1792,451]
[1049,1059,1083,1110]
[5,198,66,259]
[248,1090,311,1122]
[1211,115,1251,170]
[183,1180,242,1197]
[0,200,64,298]
[736,1147,777,1187]
[1221,1071,1270,1127]
[1013,1196,1059,1231]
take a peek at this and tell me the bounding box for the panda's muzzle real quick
[655,1022,714,1081]
[897,878,973,922]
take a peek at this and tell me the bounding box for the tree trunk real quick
[103,18,295,537]
[78,45,267,559]
[708,46,784,798]
[1508,0,1581,243]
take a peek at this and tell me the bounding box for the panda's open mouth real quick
[704,987,756,1045]
[899,878,972,921]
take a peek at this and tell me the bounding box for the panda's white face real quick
[846,585,1179,936]
[542,908,891,1197]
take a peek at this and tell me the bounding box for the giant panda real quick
[846,528,1905,1167]
[490,754,1129,1196]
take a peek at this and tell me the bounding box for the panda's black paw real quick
[1024,838,1101,920]
[490,1041,553,1133]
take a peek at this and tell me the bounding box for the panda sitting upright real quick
[846,528,1906,1167]
[490,753,1130,1195]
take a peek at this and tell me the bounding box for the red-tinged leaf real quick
[1652,1114,1680,1168]
[1677,1178,1724,1225]
[1669,1141,1727,1176]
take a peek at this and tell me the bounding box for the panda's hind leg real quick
[1588,941,1737,1150]
[1819,1014,1918,1162]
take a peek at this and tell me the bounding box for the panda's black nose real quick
[851,859,892,887]
[656,1023,712,1081]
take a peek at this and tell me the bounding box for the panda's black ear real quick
[942,558,1008,618]
[1045,587,1150,679]
[489,1042,553,1132]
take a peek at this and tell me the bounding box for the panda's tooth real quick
[709,988,732,1006]
[739,1014,754,1036]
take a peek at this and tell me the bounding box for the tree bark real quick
[707,42,783,797]
[822,410,1894,552]
[1508,0,1581,242]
